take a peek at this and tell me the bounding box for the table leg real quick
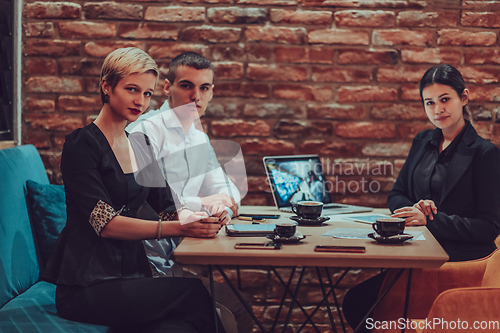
[209,265,219,333]
[326,267,349,333]
[215,265,268,333]
[353,268,405,333]
[281,267,306,333]
[401,269,413,333]
[316,267,337,333]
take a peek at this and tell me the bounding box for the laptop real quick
[263,155,373,215]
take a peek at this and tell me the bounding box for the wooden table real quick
[173,206,449,333]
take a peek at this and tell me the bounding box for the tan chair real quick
[372,249,500,333]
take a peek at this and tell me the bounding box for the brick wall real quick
[22,0,500,208]
[20,1,500,331]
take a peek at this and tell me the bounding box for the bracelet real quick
[156,219,162,241]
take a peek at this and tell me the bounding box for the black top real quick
[43,123,179,287]
[388,121,500,262]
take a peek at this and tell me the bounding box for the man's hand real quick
[200,193,239,216]
[412,199,437,220]
[391,206,428,226]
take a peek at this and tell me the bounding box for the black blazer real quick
[43,123,178,287]
[388,121,500,261]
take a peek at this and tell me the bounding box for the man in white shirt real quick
[127,52,251,333]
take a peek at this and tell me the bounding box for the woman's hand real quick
[391,206,428,226]
[180,213,221,238]
[412,199,437,220]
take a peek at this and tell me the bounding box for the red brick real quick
[247,64,307,82]
[145,6,205,22]
[24,2,81,18]
[148,43,209,59]
[237,0,297,4]
[24,131,51,149]
[338,49,398,65]
[243,103,304,118]
[307,104,365,119]
[474,121,494,141]
[59,59,103,76]
[85,114,98,125]
[463,1,500,10]
[246,26,306,44]
[337,86,397,103]
[208,7,267,24]
[311,67,371,83]
[58,96,102,112]
[397,11,458,27]
[23,22,54,37]
[24,58,57,75]
[361,142,411,157]
[84,41,143,57]
[182,26,241,43]
[462,11,500,28]
[83,2,143,20]
[205,102,241,118]
[309,29,369,45]
[300,0,413,6]
[270,9,331,25]
[26,77,83,93]
[25,114,83,132]
[273,85,332,101]
[119,23,178,40]
[274,120,333,139]
[84,78,100,94]
[211,120,270,137]
[213,62,244,80]
[469,105,494,121]
[336,122,396,139]
[298,140,358,157]
[39,151,63,170]
[58,22,116,39]
[275,46,333,64]
[437,29,497,46]
[372,29,432,46]
[401,48,461,64]
[181,0,231,3]
[401,84,421,101]
[24,40,80,57]
[26,97,55,112]
[377,66,426,83]
[335,10,395,27]
[465,49,500,65]
[468,86,500,102]
[459,67,500,84]
[241,193,271,206]
[239,138,295,155]
[246,176,271,193]
[397,122,435,139]
[213,83,269,98]
[212,45,272,62]
[371,104,427,120]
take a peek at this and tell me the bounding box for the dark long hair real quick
[419,64,471,121]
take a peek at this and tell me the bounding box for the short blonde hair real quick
[100,47,159,104]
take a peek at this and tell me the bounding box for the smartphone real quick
[234,242,282,250]
[238,214,281,219]
[314,245,366,253]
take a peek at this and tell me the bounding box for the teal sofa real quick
[0,145,107,333]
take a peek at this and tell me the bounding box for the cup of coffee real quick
[372,218,405,238]
[274,222,297,238]
[292,201,323,220]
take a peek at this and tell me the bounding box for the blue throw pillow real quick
[26,180,66,263]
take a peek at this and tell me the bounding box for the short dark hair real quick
[167,52,214,84]
[419,64,471,121]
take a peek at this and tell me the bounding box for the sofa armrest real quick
[422,287,500,333]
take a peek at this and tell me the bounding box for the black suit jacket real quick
[388,121,500,261]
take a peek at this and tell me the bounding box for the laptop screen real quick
[263,155,333,208]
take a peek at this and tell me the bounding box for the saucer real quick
[368,233,413,244]
[289,216,330,226]
[267,232,306,244]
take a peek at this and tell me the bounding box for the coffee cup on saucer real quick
[274,222,297,239]
[372,217,405,238]
[291,201,323,220]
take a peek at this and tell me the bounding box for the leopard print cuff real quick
[89,200,124,235]
[159,205,187,221]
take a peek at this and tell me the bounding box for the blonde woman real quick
[43,48,224,333]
